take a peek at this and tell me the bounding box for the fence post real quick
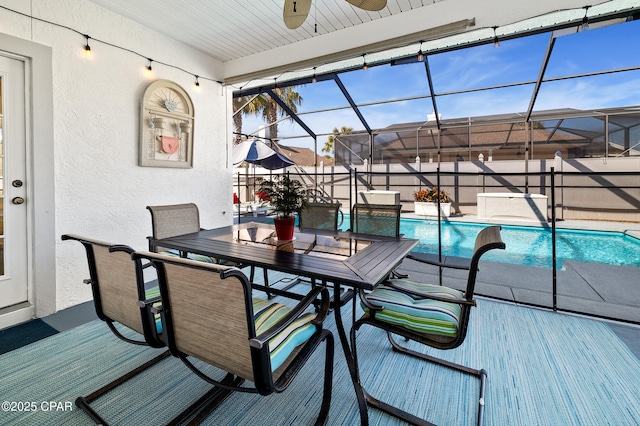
[351,169,356,230]
[551,167,557,311]
[437,167,443,286]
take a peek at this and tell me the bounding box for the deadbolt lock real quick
[12,180,24,188]
[12,197,25,205]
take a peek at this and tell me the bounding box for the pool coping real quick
[401,213,640,235]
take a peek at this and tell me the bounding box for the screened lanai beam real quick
[232,93,261,117]
[546,119,564,144]
[423,56,441,130]
[265,88,317,140]
[332,75,372,134]
[526,33,556,122]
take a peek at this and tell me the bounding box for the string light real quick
[581,5,591,31]
[492,26,500,48]
[362,54,368,71]
[194,75,200,87]
[0,5,223,86]
[146,59,153,73]
[417,41,424,62]
[311,67,317,83]
[83,34,92,56]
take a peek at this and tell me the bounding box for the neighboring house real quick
[278,145,334,167]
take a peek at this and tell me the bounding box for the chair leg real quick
[362,389,436,426]
[316,332,334,426]
[388,333,487,426]
[169,373,245,426]
[270,275,302,293]
[76,351,244,426]
[388,332,481,375]
[263,268,275,299]
[351,323,487,426]
[75,350,171,425]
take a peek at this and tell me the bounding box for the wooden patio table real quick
[152,221,419,425]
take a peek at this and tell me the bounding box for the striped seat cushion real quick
[144,285,162,334]
[362,279,464,337]
[253,298,316,371]
[161,249,216,264]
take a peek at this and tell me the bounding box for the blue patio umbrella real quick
[232,139,295,170]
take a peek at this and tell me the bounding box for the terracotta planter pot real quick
[273,216,296,241]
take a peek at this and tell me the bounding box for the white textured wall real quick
[0,0,232,312]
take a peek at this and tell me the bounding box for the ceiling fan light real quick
[345,0,387,12]
[283,0,312,29]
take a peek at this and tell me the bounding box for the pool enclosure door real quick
[0,54,28,314]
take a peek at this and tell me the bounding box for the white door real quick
[0,54,28,311]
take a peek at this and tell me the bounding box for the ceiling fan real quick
[283,0,387,29]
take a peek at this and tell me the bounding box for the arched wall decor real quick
[139,80,195,168]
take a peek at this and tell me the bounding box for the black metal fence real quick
[233,168,640,324]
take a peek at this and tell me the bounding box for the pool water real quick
[340,216,640,269]
[398,219,640,269]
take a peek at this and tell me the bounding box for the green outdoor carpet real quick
[1,287,639,425]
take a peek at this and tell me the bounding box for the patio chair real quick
[351,225,505,426]
[298,202,343,231]
[132,251,335,425]
[146,203,216,264]
[351,202,407,278]
[61,234,168,424]
[296,202,353,306]
[147,203,259,297]
[351,203,402,238]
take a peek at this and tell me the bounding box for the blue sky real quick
[239,19,640,151]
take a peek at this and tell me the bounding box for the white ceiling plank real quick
[84,0,631,83]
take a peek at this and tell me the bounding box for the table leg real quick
[332,282,369,426]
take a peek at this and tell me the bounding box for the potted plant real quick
[257,174,308,240]
[413,187,452,217]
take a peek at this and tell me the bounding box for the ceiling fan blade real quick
[345,0,387,12]
[283,0,312,29]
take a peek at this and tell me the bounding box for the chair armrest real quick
[337,210,344,229]
[385,281,476,306]
[249,286,330,349]
[406,252,471,270]
[358,289,383,312]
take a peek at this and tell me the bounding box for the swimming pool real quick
[397,219,640,269]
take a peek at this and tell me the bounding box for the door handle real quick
[12,197,25,205]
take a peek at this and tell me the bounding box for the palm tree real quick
[232,95,268,144]
[323,126,353,158]
[232,87,302,143]
[262,87,302,140]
